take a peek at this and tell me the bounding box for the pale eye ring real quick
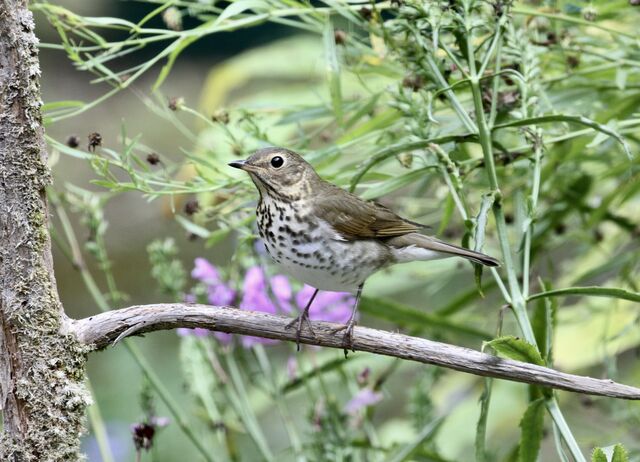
[270,156,284,168]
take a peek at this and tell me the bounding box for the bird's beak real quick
[228,160,247,170]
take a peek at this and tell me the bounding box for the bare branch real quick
[68,303,640,400]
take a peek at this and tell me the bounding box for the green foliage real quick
[517,398,545,462]
[486,336,545,366]
[592,444,630,462]
[147,238,186,299]
[39,0,640,460]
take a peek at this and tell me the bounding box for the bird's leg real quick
[285,288,319,351]
[331,283,363,357]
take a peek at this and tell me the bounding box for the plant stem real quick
[85,379,115,462]
[462,9,585,460]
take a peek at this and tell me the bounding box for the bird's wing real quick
[311,185,421,240]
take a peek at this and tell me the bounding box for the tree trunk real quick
[0,2,89,460]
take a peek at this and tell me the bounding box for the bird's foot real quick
[330,318,356,358]
[285,311,316,351]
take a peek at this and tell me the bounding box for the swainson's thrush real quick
[230,147,499,350]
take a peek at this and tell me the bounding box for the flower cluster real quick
[178,258,355,347]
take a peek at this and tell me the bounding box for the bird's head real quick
[229,147,319,201]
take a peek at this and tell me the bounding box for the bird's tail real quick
[387,233,500,267]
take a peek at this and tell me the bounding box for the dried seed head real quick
[146,153,161,165]
[554,223,566,235]
[359,7,373,20]
[162,6,182,31]
[66,135,80,148]
[87,132,102,152]
[402,74,424,91]
[567,55,580,69]
[184,199,200,216]
[211,109,230,124]
[168,96,184,111]
[582,6,597,21]
[334,29,347,45]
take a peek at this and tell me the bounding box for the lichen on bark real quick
[0,2,91,460]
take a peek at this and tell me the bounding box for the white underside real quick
[389,245,444,263]
[262,197,450,293]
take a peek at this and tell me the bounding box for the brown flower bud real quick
[66,135,80,148]
[334,29,347,45]
[184,199,200,216]
[87,132,102,152]
[168,96,184,111]
[146,153,160,165]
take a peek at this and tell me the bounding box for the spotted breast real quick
[256,195,390,293]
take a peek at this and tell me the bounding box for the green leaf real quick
[360,166,435,200]
[528,287,640,304]
[592,448,608,462]
[359,296,491,339]
[349,134,477,192]
[437,193,455,236]
[475,378,493,462]
[518,398,545,462]
[280,356,363,394]
[486,336,545,366]
[180,337,224,426]
[153,35,199,91]
[612,444,630,462]
[175,215,211,238]
[493,114,632,160]
[42,100,85,112]
[214,0,266,26]
[472,192,494,295]
[323,19,342,123]
[387,417,444,462]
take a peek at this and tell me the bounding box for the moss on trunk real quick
[0,2,91,460]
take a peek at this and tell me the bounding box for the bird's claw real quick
[285,311,316,351]
[330,319,356,358]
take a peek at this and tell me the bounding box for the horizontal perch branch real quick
[67,303,640,400]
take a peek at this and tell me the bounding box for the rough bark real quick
[69,303,640,400]
[0,2,90,460]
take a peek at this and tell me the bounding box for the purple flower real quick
[176,327,210,337]
[208,283,235,306]
[240,266,277,314]
[271,274,293,313]
[296,285,355,324]
[191,258,221,285]
[238,266,280,347]
[344,388,383,415]
[181,260,353,348]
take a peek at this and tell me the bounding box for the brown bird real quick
[229,147,499,350]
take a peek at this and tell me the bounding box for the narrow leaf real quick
[472,192,494,295]
[518,398,545,462]
[175,215,211,238]
[475,378,493,462]
[359,296,491,339]
[360,167,435,200]
[486,336,544,366]
[323,19,342,122]
[214,0,266,26]
[612,444,630,462]
[493,114,632,160]
[591,448,608,462]
[388,417,444,462]
[528,287,640,304]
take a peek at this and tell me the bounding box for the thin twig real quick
[67,303,640,400]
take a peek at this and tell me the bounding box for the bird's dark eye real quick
[270,156,284,168]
